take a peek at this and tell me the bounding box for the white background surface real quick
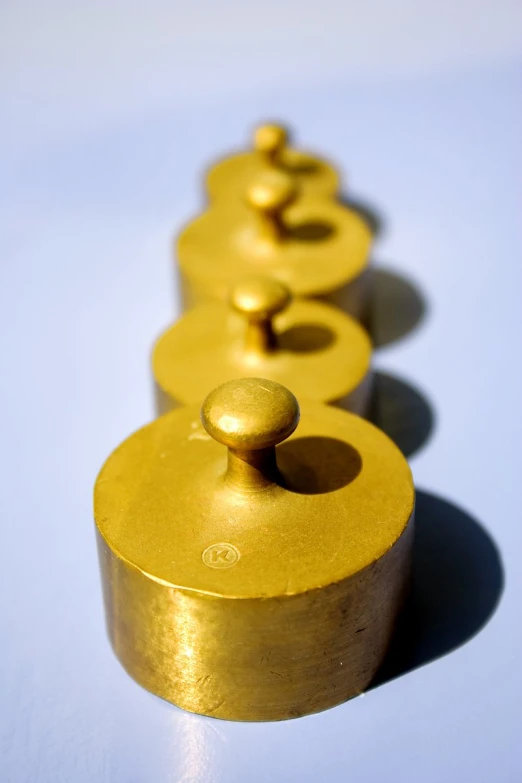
[1,2,521,781]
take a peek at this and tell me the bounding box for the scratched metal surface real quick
[1,2,521,781]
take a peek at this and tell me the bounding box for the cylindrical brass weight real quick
[177,169,372,320]
[153,275,372,416]
[205,122,340,203]
[94,377,415,722]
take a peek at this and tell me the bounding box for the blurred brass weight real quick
[153,275,372,415]
[206,122,340,203]
[94,378,414,721]
[177,169,372,319]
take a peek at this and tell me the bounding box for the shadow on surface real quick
[282,157,318,175]
[289,220,334,242]
[370,371,435,459]
[370,266,428,348]
[278,437,362,495]
[340,193,386,238]
[373,490,504,688]
[278,323,336,353]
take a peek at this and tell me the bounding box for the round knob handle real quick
[230,276,291,322]
[229,276,291,355]
[253,123,288,161]
[246,170,298,217]
[201,378,300,452]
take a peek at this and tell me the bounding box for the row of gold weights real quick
[94,125,415,721]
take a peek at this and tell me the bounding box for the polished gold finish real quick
[201,379,300,492]
[153,275,372,414]
[177,170,372,319]
[229,275,291,353]
[95,377,414,721]
[206,122,340,203]
[253,123,288,163]
[245,169,299,242]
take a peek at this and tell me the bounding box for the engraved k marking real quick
[202,543,240,569]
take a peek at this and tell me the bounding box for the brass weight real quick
[177,169,372,319]
[94,377,415,721]
[205,122,340,203]
[153,275,372,415]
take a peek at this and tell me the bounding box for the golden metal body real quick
[206,123,340,203]
[153,276,372,415]
[95,378,414,721]
[177,169,372,319]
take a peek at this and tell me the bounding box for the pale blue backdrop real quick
[1,2,521,781]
